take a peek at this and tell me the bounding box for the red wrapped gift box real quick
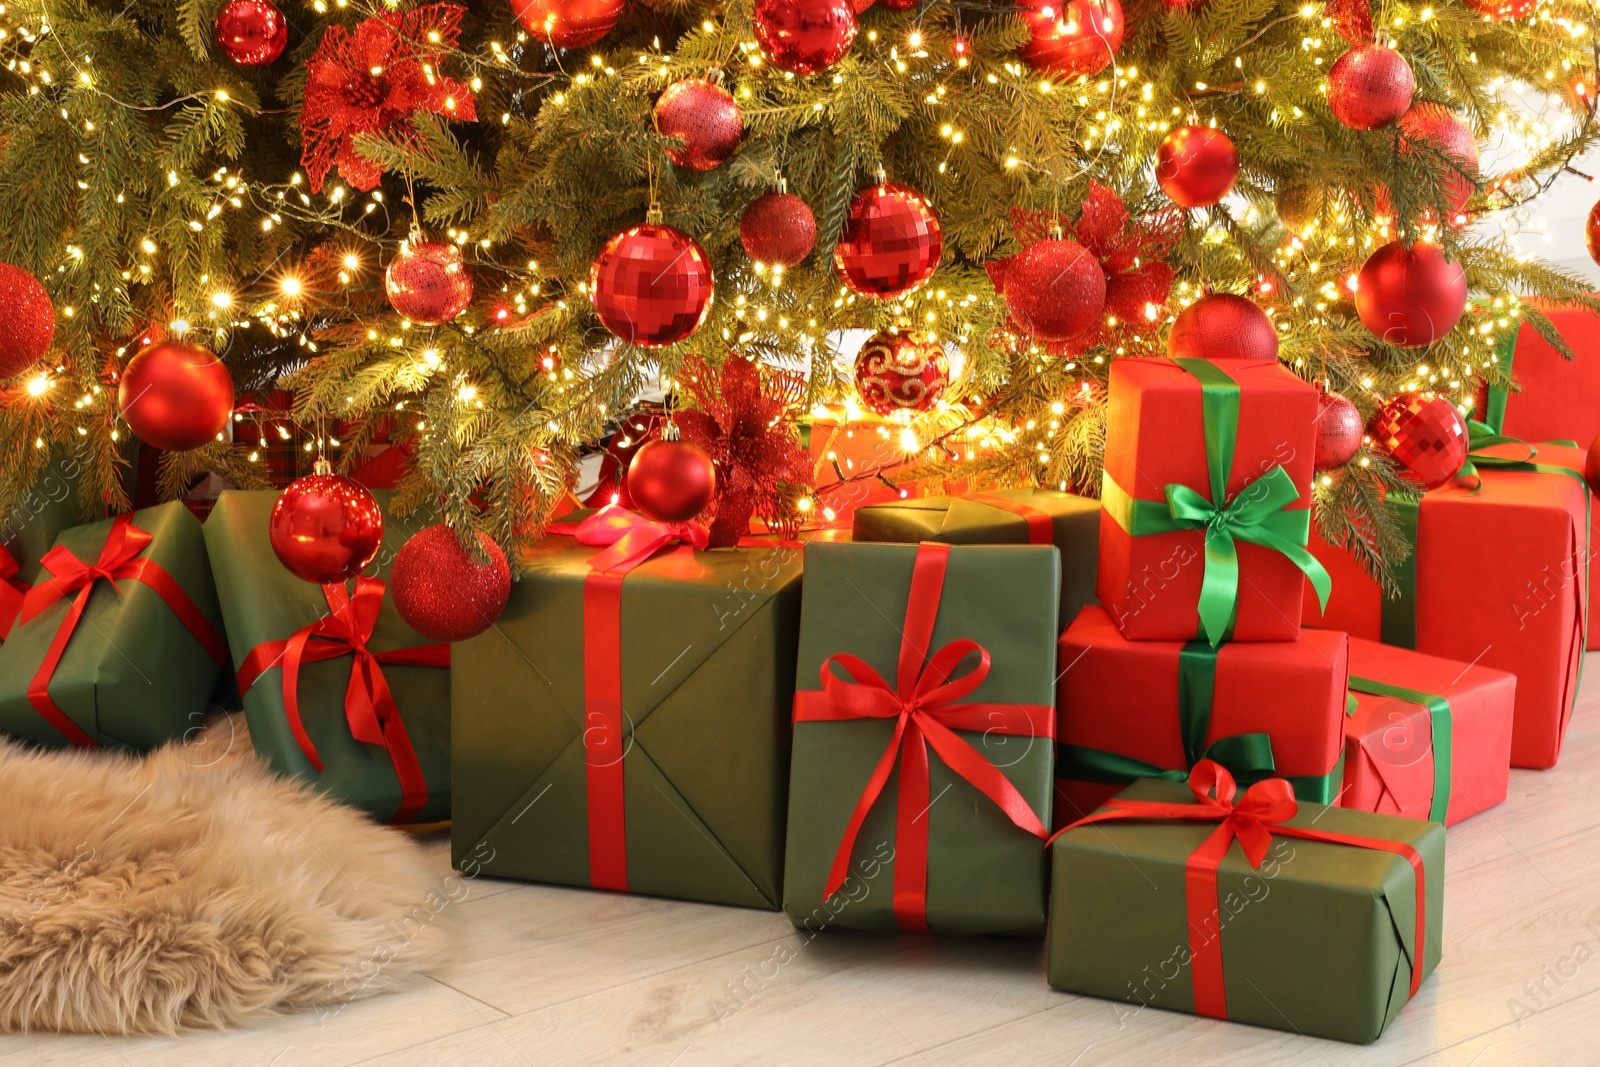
[1474,305,1600,449]
[1497,441,1599,650]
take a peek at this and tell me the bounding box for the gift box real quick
[1098,357,1327,645]
[0,501,228,749]
[0,452,95,638]
[1055,605,1348,826]
[1341,637,1515,826]
[451,506,804,909]
[1474,305,1600,449]
[784,540,1059,936]
[1048,764,1443,1045]
[851,487,1099,632]
[204,491,452,824]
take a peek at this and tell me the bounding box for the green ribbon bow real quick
[1346,676,1454,823]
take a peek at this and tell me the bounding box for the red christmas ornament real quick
[850,0,874,11]
[1464,0,1538,18]
[590,223,715,347]
[626,438,717,522]
[269,468,386,584]
[881,0,917,9]
[215,0,288,66]
[1584,434,1600,497]
[1018,0,1124,80]
[1586,199,1600,267]
[0,262,55,379]
[753,0,857,76]
[511,0,625,47]
[1003,238,1107,342]
[834,183,942,298]
[1355,241,1467,348]
[1369,392,1468,491]
[1168,293,1278,362]
[117,341,235,452]
[1314,390,1364,470]
[1156,126,1239,208]
[654,79,743,171]
[1399,103,1479,212]
[853,330,949,414]
[740,189,817,267]
[386,240,473,325]
[390,524,511,642]
[1326,45,1414,130]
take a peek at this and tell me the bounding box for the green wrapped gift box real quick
[1,451,95,640]
[785,540,1059,937]
[204,491,452,824]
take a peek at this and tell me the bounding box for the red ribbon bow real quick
[793,542,1054,932]
[566,503,710,573]
[238,576,450,825]
[0,545,26,640]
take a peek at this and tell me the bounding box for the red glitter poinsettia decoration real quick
[676,355,813,548]
[300,4,477,193]
[1325,0,1374,43]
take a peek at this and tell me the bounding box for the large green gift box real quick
[451,510,804,909]
[204,491,452,824]
[1049,766,1443,1044]
[1,451,95,639]
[785,540,1059,936]
[0,501,227,749]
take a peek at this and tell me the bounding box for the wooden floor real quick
[13,659,1600,1066]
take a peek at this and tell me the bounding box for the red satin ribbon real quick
[237,576,450,825]
[0,546,26,640]
[969,493,1054,545]
[792,541,1054,932]
[1051,760,1429,1019]
[16,514,228,747]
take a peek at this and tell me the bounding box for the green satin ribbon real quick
[1347,676,1453,823]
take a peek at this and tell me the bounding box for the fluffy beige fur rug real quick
[0,715,453,1034]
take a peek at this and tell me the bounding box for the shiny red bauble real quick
[1168,293,1279,362]
[654,79,743,171]
[1355,241,1467,348]
[590,224,715,347]
[850,0,874,11]
[753,0,857,76]
[386,241,473,326]
[117,341,235,451]
[1003,239,1106,342]
[1314,390,1364,471]
[1464,0,1538,18]
[269,473,385,584]
[512,0,625,48]
[1018,0,1124,80]
[626,438,717,522]
[0,261,54,379]
[853,330,950,414]
[390,524,511,642]
[1585,434,1600,497]
[1326,45,1414,130]
[741,191,817,267]
[834,184,942,298]
[1156,126,1239,208]
[214,0,288,66]
[1586,200,1600,267]
[1399,103,1480,212]
[1369,392,1468,491]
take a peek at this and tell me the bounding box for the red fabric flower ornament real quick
[300,4,477,193]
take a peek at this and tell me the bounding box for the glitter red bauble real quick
[1018,0,1124,80]
[1399,103,1479,211]
[215,0,288,66]
[269,473,385,584]
[1369,392,1468,491]
[1168,293,1279,362]
[1156,126,1239,209]
[1326,45,1414,130]
[1355,241,1467,348]
[117,341,235,452]
[386,241,473,326]
[1585,434,1600,497]
[654,79,743,171]
[1314,390,1364,471]
[1587,200,1600,267]
[590,224,715,347]
[1464,0,1538,18]
[0,261,55,379]
[753,0,857,76]
[853,330,950,414]
[626,438,717,522]
[741,191,817,267]
[512,0,624,48]
[850,0,874,10]
[390,524,511,642]
[1003,239,1107,342]
[834,184,942,298]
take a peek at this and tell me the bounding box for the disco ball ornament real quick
[753,0,857,75]
[654,79,743,171]
[1168,293,1279,362]
[1018,0,1124,80]
[1586,200,1600,267]
[117,341,235,452]
[589,223,715,347]
[1314,390,1364,471]
[740,188,817,267]
[1464,0,1538,18]
[1369,392,1468,491]
[1156,126,1239,208]
[1585,434,1600,497]
[511,0,624,48]
[1003,239,1107,342]
[386,241,473,326]
[626,438,717,523]
[834,184,943,298]
[1355,241,1467,348]
[269,468,386,584]
[390,525,511,642]
[1398,103,1480,212]
[853,330,950,415]
[0,261,55,379]
[1275,181,1325,233]
[1326,45,1414,130]
[214,0,288,66]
